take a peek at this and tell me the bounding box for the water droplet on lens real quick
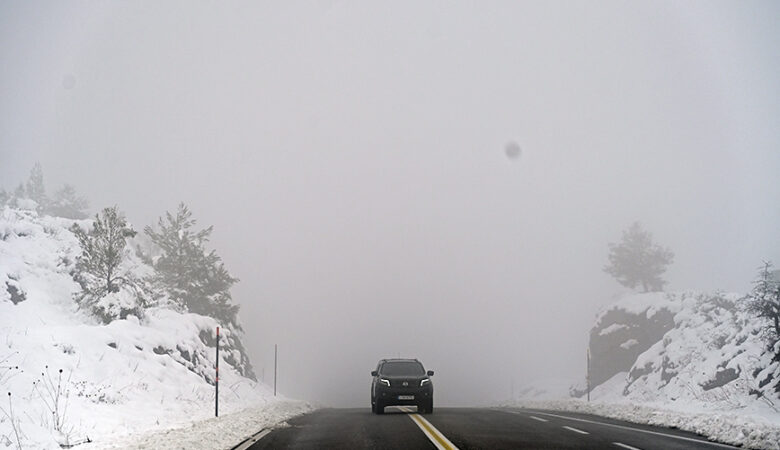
[505,141,521,160]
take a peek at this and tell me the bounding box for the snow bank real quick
[512,398,780,450]
[90,400,312,450]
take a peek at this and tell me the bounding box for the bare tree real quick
[604,222,674,292]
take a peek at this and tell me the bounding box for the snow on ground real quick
[0,207,312,449]
[91,399,312,450]
[600,291,683,318]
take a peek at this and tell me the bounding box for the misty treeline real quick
[1,163,242,331]
[604,221,780,360]
[0,163,89,219]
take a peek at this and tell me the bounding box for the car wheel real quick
[375,400,384,415]
[421,400,433,414]
[371,396,376,413]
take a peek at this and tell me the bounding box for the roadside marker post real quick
[586,348,590,402]
[274,344,277,397]
[216,326,220,417]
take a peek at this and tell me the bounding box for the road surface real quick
[237,407,738,450]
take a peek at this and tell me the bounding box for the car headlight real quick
[379,378,391,387]
[420,378,430,387]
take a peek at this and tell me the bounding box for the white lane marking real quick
[614,443,642,450]
[529,416,548,422]
[398,406,459,450]
[563,425,590,435]
[525,410,738,448]
[233,429,271,450]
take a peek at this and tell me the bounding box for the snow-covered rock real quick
[586,292,678,392]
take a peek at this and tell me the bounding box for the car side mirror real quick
[427,370,434,376]
[371,370,378,377]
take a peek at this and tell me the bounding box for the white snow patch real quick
[599,323,629,336]
[595,291,681,323]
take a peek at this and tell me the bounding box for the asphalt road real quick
[239,407,739,450]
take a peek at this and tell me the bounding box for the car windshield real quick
[380,361,425,376]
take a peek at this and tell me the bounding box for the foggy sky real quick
[2,1,779,407]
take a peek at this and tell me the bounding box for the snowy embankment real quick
[92,400,312,450]
[507,292,780,449]
[0,207,311,449]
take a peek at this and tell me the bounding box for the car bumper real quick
[376,386,433,405]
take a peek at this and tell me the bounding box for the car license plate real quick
[398,395,414,400]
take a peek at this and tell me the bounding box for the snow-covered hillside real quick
[0,207,308,449]
[508,292,780,449]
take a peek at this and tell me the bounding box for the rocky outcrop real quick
[587,293,677,390]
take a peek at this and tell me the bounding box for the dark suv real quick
[371,358,434,414]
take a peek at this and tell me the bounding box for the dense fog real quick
[2,1,779,407]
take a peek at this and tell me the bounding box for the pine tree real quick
[71,206,138,320]
[49,184,89,219]
[0,188,8,207]
[604,222,674,292]
[747,261,780,358]
[145,203,240,328]
[25,163,48,213]
[145,203,254,379]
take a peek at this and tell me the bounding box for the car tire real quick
[375,400,384,415]
[420,400,433,414]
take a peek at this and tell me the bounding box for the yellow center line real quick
[410,414,453,449]
[398,407,458,450]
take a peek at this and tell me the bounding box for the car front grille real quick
[392,379,416,388]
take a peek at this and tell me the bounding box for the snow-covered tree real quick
[25,162,48,213]
[71,206,139,321]
[145,203,240,328]
[48,184,89,219]
[0,188,8,207]
[604,222,674,292]
[9,183,26,209]
[747,261,780,358]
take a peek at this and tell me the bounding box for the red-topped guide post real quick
[274,344,277,397]
[216,326,220,417]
